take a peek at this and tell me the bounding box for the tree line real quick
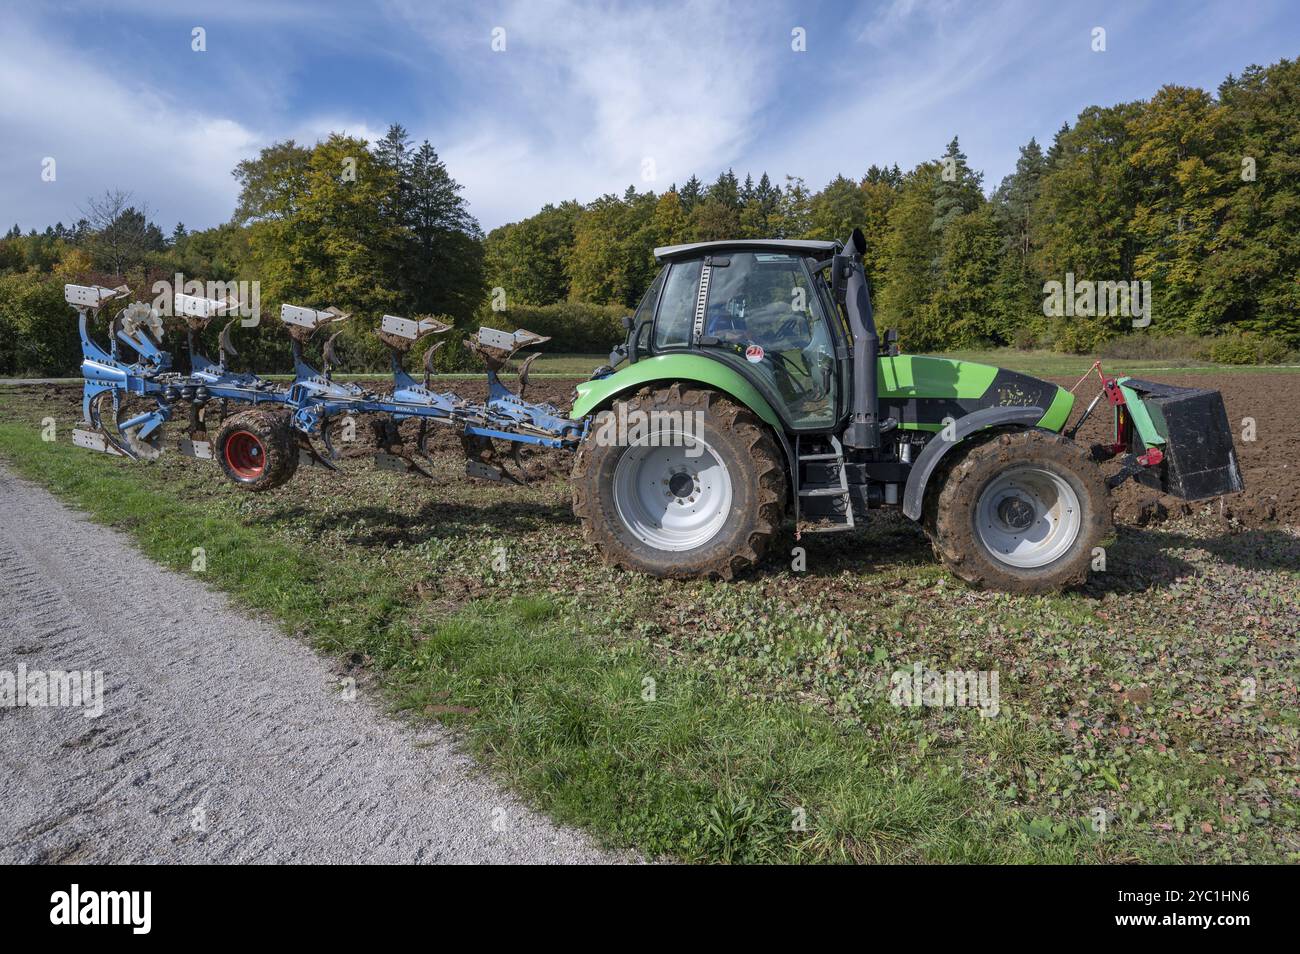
[487,57,1299,355]
[1,56,1296,376]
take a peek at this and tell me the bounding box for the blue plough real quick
[68,283,587,489]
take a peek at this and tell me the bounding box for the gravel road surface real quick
[0,466,624,863]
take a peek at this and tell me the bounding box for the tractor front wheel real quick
[214,408,300,492]
[928,429,1112,594]
[571,384,786,580]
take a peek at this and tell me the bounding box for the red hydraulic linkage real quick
[1069,360,1163,467]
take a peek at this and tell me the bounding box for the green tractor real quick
[569,229,1243,593]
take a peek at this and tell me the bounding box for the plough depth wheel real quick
[215,408,299,491]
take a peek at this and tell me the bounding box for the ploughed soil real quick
[1,372,1295,529]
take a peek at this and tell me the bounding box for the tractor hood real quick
[877,354,1074,433]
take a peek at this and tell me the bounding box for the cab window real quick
[810,259,850,343]
[703,252,836,428]
[653,259,702,349]
[631,268,666,355]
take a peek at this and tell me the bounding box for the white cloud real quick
[389,0,788,227]
[0,12,398,234]
[0,18,260,230]
[4,0,791,232]
[285,119,387,149]
[4,0,1292,237]
[756,0,1076,196]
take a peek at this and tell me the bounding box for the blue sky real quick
[2,0,1296,235]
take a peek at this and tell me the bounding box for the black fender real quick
[901,406,1044,521]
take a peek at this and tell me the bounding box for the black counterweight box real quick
[1122,378,1245,500]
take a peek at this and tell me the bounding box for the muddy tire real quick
[928,429,1111,594]
[214,408,300,492]
[571,384,787,580]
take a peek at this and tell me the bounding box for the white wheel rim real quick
[974,465,1082,569]
[612,432,733,551]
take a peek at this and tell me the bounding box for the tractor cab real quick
[618,239,845,431]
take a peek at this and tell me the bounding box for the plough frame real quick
[67,284,587,485]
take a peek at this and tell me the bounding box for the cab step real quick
[800,486,849,498]
[795,434,856,533]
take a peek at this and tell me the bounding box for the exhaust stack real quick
[838,228,881,450]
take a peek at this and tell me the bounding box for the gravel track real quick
[0,466,624,864]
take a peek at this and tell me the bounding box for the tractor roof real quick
[653,238,841,263]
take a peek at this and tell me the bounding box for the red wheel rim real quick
[225,430,266,479]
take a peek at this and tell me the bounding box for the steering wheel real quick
[774,315,810,343]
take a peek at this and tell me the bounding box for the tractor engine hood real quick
[877,354,1074,434]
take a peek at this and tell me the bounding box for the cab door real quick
[695,251,839,430]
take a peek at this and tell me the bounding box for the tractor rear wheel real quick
[928,429,1111,594]
[571,384,786,580]
[214,408,300,492]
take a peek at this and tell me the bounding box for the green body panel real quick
[1117,378,1166,446]
[572,352,1073,435]
[878,354,1074,433]
[1037,386,1075,433]
[878,354,998,400]
[879,355,997,433]
[571,354,783,429]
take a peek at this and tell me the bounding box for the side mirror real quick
[620,314,633,331]
[831,254,850,305]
